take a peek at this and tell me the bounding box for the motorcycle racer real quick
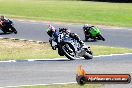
[0,15,9,26]
[0,15,7,21]
[0,15,17,34]
[59,28,84,46]
[83,24,105,41]
[46,25,84,46]
[83,24,95,38]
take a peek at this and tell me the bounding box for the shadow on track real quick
[83,39,97,42]
[0,32,11,35]
[34,58,92,62]
[14,58,92,62]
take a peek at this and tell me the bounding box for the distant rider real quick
[83,24,96,38]
[0,15,11,27]
[46,25,84,46]
[0,16,5,26]
[0,15,7,21]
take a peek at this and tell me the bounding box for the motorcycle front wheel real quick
[62,43,76,60]
[11,26,17,34]
[98,34,105,41]
[83,48,93,60]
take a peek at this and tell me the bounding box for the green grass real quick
[90,45,132,56]
[0,39,132,61]
[0,0,132,27]
[19,84,102,88]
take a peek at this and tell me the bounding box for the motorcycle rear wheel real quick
[58,47,64,56]
[1,29,7,34]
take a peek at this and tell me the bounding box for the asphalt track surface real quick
[0,54,132,88]
[0,20,132,88]
[0,20,132,48]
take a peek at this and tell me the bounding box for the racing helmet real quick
[48,24,56,33]
[83,24,89,28]
[0,15,5,20]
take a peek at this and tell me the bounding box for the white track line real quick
[28,53,132,61]
[2,82,77,88]
[94,53,132,58]
[0,53,132,63]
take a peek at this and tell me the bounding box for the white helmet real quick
[84,24,89,28]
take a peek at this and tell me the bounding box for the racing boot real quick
[79,40,85,48]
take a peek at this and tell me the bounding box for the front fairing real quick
[63,37,80,51]
[62,35,72,43]
[89,27,101,37]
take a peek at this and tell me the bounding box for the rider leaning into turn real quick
[0,15,9,26]
[0,16,6,28]
[46,25,84,46]
[83,24,95,37]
